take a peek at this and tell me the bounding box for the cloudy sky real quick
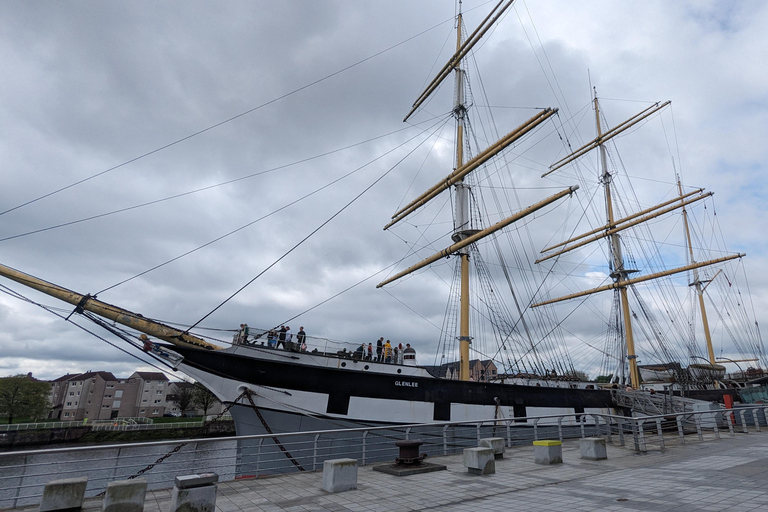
[1,0,766,382]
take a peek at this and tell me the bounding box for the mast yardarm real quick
[0,262,220,350]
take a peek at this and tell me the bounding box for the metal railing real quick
[0,417,156,432]
[1,406,767,509]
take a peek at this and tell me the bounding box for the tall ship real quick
[0,0,763,456]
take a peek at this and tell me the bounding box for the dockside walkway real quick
[12,429,768,511]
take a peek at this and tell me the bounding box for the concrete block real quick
[322,458,358,493]
[479,437,505,459]
[169,473,218,512]
[101,478,147,512]
[579,437,607,460]
[533,440,562,465]
[40,476,88,512]
[463,447,495,475]
[169,485,217,512]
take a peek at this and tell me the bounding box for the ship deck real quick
[15,429,768,511]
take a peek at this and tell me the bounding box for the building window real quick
[154,400,161,404]
[140,409,146,413]
[106,384,114,388]
[66,402,72,406]
[69,392,74,396]
[142,399,148,403]
[152,409,159,415]
[115,390,123,398]
[64,412,70,417]
[156,390,163,395]
[144,389,149,393]
[105,395,112,398]
[113,400,121,408]
[102,405,110,409]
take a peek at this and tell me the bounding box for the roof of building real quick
[79,371,118,381]
[132,371,169,381]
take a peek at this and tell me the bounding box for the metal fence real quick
[1,406,767,509]
[0,417,156,432]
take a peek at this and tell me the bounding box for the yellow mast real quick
[453,11,472,381]
[678,178,717,364]
[0,262,220,350]
[593,92,641,389]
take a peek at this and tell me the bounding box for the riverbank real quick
[0,420,235,449]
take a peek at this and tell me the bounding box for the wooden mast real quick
[0,262,220,350]
[678,177,717,365]
[590,92,641,389]
[453,11,472,381]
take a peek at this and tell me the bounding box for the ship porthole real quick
[397,369,402,374]
[364,365,369,370]
[341,362,347,367]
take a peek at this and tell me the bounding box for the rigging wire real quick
[96,119,444,295]
[185,126,436,331]
[0,123,424,244]
[0,16,457,220]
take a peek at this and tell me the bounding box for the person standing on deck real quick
[277,325,287,349]
[376,337,384,362]
[384,340,392,363]
[296,327,306,348]
[367,343,373,361]
[285,326,293,346]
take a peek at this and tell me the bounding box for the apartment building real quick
[48,371,169,420]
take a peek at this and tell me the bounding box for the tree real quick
[0,374,51,424]
[172,383,195,416]
[192,383,219,417]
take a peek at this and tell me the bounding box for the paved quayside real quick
[11,430,768,511]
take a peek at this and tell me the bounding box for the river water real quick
[0,439,237,508]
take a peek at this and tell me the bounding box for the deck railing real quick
[1,406,766,509]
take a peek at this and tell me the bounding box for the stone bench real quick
[40,476,88,512]
[463,447,495,475]
[322,458,358,493]
[579,437,607,460]
[170,473,219,512]
[533,440,562,465]
[101,478,147,512]
[479,437,505,459]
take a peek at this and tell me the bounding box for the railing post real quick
[476,423,482,443]
[532,418,539,441]
[579,415,586,439]
[442,425,449,456]
[713,414,720,439]
[256,437,264,475]
[633,421,646,453]
[313,434,320,471]
[604,415,613,444]
[362,431,368,466]
[727,411,735,436]
[752,409,761,432]
[739,410,749,433]
[506,420,511,448]
[405,427,412,440]
[617,418,625,447]
[694,415,703,441]
[655,418,664,450]
[557,417,564,442]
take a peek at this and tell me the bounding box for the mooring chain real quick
[94,390,248,496]
[243,390,306,471]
